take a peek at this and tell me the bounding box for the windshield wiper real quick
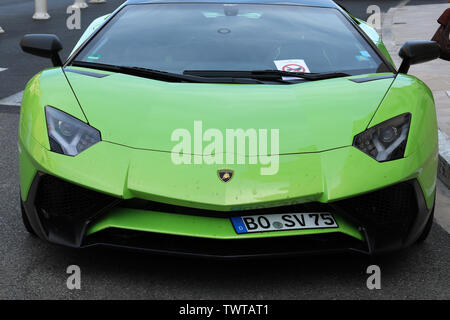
[70,61,206,83]
[70,61,263,84]
[183,70,350,81]
[252,70,350,80]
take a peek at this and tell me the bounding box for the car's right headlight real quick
[45,106,101,156]
[353,113,411,162]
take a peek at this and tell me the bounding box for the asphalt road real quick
[0,0,449,300]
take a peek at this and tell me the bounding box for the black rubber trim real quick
[349,74,395,83]
[64,68,110,78]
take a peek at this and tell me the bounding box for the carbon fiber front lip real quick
[82,228,369,259]
[83,243,369,260]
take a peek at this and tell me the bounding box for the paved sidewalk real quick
[382,2,450,231]
[382,2,450,188]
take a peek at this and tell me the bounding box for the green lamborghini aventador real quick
[18,0,441,258]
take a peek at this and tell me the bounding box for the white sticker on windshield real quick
[274,59,311,73]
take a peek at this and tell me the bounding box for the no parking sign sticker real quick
[274,59,311,80]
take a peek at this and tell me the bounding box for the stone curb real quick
[439,130,450,189]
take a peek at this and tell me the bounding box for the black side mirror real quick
[398,40,441,74]
[20,34,63,67]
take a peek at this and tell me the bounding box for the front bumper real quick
[19,137,437,258]
[22,172,433,258]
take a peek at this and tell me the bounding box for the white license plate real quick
[231,213,338,234]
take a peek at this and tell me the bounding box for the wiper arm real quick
[184,70,350,81]
[251,70,350,80]
[71,61,207,83]
[70,61,263,84]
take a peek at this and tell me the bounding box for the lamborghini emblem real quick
[218,169,234,183]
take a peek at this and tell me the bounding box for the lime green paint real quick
[368,74,438,209]
[18,138,38,202]
[369,75,438,160]
[19,57,438,241]
[19,68,87,151]
[86,207,363,241]
[64,68,395,154]
[377,42,396,69]
[18,133,436,211]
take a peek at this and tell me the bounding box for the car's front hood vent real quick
[65,69,395,155]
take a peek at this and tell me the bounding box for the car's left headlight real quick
[45,106,101,156]
[353,113,411,162]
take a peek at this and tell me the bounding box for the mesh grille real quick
[332,182,418,235]
[34,174,418,245]
[35,175,117,221]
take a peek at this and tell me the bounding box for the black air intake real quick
[34,174,119,246]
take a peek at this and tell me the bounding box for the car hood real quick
[65,68,394,154]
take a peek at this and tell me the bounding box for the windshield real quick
[74,3,389,76]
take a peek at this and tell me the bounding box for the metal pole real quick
[72,0,89,9]
[33,0,51,20]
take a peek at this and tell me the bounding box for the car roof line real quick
[124,0,339,9]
